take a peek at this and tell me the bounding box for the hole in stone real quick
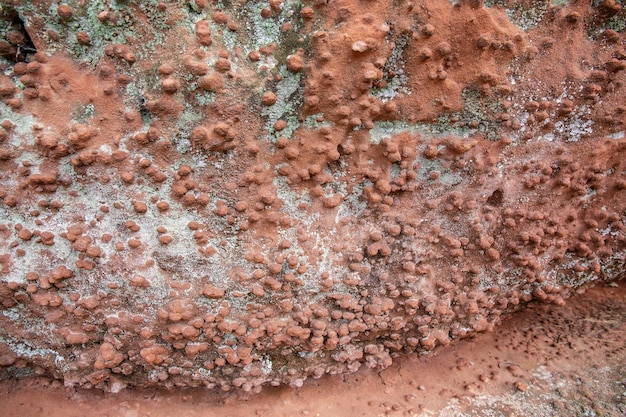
[486,189,503,206]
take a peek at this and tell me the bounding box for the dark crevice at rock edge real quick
[0,11,37,63]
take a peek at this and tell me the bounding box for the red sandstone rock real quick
[0,0,624,396]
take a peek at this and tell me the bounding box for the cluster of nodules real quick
[0,251,493,388]
[297,4,518,127]
[0,121,129,210]
[0,57,138,177]
[0,0,309,164]
[163,161,294,234]
[0,162,71,216]
[498,200,624,282]
[1,134,623,390]
[301,26,398,128]
[0,220,547,393]
[516,68,626,140]
[0,53,52,110]
[0,206,156,289]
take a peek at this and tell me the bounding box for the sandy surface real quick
[1,278,624,417]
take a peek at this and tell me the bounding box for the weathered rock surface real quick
[0,0,624,393]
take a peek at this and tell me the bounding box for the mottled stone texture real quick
[0,0,624,393]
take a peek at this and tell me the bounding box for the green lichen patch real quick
[587,0,626,38]
[369,86,504,144]
[71,103,96,124]
[195,91,216,106]
[262,65,304,141]
[14,0,169,65]
[484,0,550,30]
[371,32,411,102]
[449,86,504,140]
[172,103,203,154]
[215,0,307,61]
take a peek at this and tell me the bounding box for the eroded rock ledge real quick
[0,0,624,393]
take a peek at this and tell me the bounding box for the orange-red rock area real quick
[1,280,625,416]
[0,0,624,393]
